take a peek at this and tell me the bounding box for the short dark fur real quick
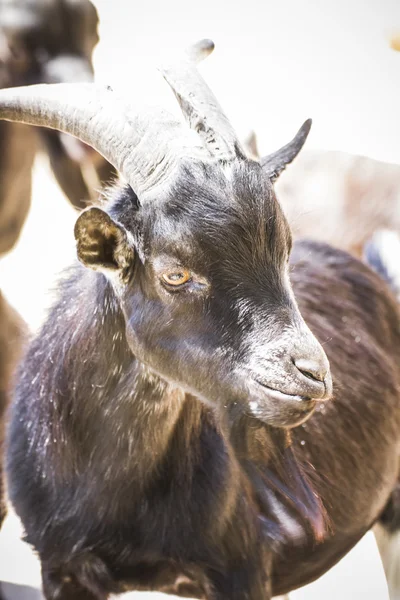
[6,156,400,599]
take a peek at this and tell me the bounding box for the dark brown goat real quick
[0,0,115,255]
[1,41,400,599]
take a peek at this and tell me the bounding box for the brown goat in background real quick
[277,150,400,257]
[0,0,115,256]
[0,292,26,527]
[246,133,400,259]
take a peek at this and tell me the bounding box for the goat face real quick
[0,39,332,427]
[75,161,332,428]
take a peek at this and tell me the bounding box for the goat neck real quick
[31,269,208,491]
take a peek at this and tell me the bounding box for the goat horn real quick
[160,39,246,162]
[0,82,210,199]
[261,119,312,183]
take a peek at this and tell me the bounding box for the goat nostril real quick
[293,358,327,383]
[302,369,323,383]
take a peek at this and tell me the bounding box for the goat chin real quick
[246,380,318,428]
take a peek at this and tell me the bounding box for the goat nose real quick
[293,357,328,383]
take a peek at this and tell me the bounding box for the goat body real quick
[6,183,400,599]
[272,239,400,592]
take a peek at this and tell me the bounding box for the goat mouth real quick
[253,380,314,403]
[248,380,318,427]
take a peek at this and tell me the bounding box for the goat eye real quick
[162,270,192,287]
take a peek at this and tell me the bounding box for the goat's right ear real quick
[74,207,135,277]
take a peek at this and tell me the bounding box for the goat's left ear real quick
[74,207,135,277]
[261,119,312,183]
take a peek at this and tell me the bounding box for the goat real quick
[0,24,36,256]
[245,133,400,259]
[0,40,400,600]
[0,118,36,256]
[0,0,115,256]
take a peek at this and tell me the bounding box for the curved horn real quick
[261,119,312,183]
[0,82,210,198]
[160,39,246,162]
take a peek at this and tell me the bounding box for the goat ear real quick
[261,119,312,183]
[74,207,135,276]
[243,130,260,160]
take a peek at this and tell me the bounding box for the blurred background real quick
[0,0,399,598]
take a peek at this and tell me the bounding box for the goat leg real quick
[42,572,103,600]
[205,564,271,600]
[41,553,117,600]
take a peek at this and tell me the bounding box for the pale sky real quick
[93,0,400,163]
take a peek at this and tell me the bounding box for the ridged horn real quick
[0,82,211,198]
[160,39,246,162]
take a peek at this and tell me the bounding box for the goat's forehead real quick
[162,159,274,212]
[130,160,293,270]
[140,177,290,268]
